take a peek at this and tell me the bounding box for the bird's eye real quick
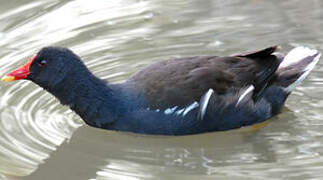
[38,60,47,67]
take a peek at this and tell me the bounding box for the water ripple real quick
[0,0,323,179]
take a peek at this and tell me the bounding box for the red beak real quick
[1,55,36,82]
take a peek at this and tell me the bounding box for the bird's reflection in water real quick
[25,118,284,180]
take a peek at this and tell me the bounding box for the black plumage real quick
[2,46,320,135]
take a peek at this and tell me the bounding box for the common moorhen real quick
[1,46,321,135]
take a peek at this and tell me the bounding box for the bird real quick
[1,46,321,135]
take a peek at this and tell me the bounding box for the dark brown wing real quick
[235,46,281,99]
[127,46,280,109]
[234,46,279,58]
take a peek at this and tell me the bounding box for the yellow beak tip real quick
[1,75,15,82]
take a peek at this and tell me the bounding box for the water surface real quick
[1,0,323,179]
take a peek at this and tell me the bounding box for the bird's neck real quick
[46,70,122,127]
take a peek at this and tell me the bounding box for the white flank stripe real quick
[164,106,178,115]
[182,101,199,116]
[175,108,185,115]
[199,89,214,120]
[236,85,255,106]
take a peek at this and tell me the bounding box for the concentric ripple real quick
[1,0,323,179]
[0,0,158,176]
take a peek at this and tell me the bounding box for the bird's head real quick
[2,47,86,89]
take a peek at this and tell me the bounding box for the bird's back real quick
[127,46,280,110]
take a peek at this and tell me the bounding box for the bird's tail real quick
[274,47,321,92]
